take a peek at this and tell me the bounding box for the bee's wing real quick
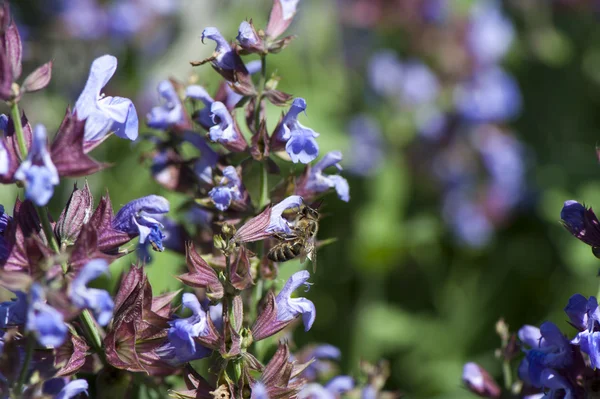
[301,238,317,272]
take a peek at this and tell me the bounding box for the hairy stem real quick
[15,335,34,395]
[10,101,27,161]
[81,309,104,355]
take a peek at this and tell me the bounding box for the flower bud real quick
[462,362,501,398]
[55,182,93,246]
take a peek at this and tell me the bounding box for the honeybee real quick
[267,203,320,271]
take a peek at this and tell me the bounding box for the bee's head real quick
[301,204,320,220]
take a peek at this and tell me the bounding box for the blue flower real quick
[367,51,404,98]
[0,291,27,328]
[146,80,184,129]
[0,205,11,261]
[44,378,89,399]
[454,67,521,123]
[0,140,8,176]
[462,362,501,398]
[158,293,212,364]
[69,259,114,326]
[276,98,319,164]
[112,195,170,251]
[209,166,243,211]
[202,27,236,71]
[183,131,218,184]
[275,270,315,331]
[267,195,303,234]
[538,369,574,399]
[301,344,341,380]
[60,0,108,40]
[305,151,350,202]
[567,295,600,368]
[186,85,214,128]
[398,60,439,106]
[346,115,384,176]
[237,21,259,48]
[14,124,59,206]
[251,382,269,399]
[209,101,237,143]
[225,60,261,109]
[560,200,600,248]
[26,284,67,347]
[299,376,354,399]
[443,191,493,247]
[467,2,514,66]
[519,322,574,387]
[74,54,139,142]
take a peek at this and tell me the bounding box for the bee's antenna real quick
[311,198,325,210]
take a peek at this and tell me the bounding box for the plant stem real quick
[81,309,103,354]
[15,335,34,395]
[502,358,513,390]
[10,101,27,160]
[36,206,60,254]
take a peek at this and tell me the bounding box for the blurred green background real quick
[4,0,600,397]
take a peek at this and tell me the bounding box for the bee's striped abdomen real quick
[268,240,303,262]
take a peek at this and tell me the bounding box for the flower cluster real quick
[0,1,386,397]
[343,1,525,247]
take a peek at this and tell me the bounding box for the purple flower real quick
[209,166,243,211]
[276,98,319,164]
[267,195,303,234]
[26,284,67,347]
[158,293,212,364]
[301,344,341,380]
[14,124,59,206]
[560,200,600,249]
[567,295,600,368]
[299,376,354,399]
[69,259,114,326]
[251,382,269,399]
[112,195,170,251]
[237,21,259,48]
[146,80,184,129]
[0,140,8,176]
[454,67,521,123]
[183,131,218,184]
[0,291,27,328]
[44,378,89,399]
[519,322,575,387]
[60,0,108,40]
[421,0,449,23]
[186,84,214,128]
[346,115,384,176]
[367,51,403,98]
[415,105,447,140]
[74,54,139,142]
[462,362,501,398]
[305,151,349,202]
[467,2,515,66]
[0,205,11,261]
[398,60,439,106]
[108,1,148,39]
[538,369,574,399]
[201,27,236,71]
[443,191,493,247]
[275,270,315,331]
[209,101,238,143]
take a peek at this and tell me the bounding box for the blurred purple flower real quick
[108,1,149,39]
[60,0,108,40]
[267,195,303,234]
[398,60,439,106]
[275,98,319,164]
[158,293,212,364]
[299,376,354,399]
[209,166,243,211]
[462,362,501,398]
[560,200,600,249]
[346,115,384,176]
[443,192,493,247]
[568,295,600,368]
[113,195,170,251]
[14,124,59,206]
[146,80,184,129]
[454,67,521,123]
[251,382,269,399]
[415,105,447,140]
[0,205,8,260]
[538,369,574,399]
[0,291,27,328]
[421,0,449,23]
[70,259,114,326]
[27,284,67,347]
[275,270,315,331]
[467,2,515,66]
[367,50,403,98]
[305,151,350,202]
[301,344,341,380]
[74,54,139,142]
[183,131,218,185]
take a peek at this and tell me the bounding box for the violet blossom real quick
[112,195,170,251]
[146,79,184,129]
[26,284,68,347]
[275,270,316,331]
[69,259,114,326]
[275,98,319,164]
[209,166,243,211]
[305,151,349,202]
